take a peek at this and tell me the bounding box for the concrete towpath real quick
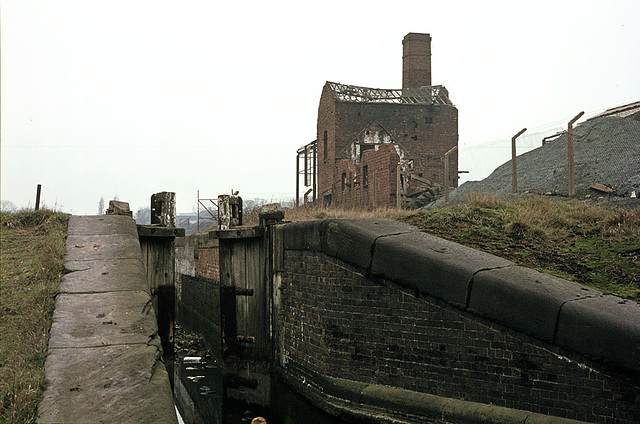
[37,215,177,423]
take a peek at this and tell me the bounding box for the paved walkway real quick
[37,215,177,423]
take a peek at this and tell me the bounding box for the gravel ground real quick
[428,114,640,209]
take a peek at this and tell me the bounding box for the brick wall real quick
[278,249,639,423]
[275,219,640,423]
[402,33,432,89]
[335,144,399,209]
[316,85,458,207]
[317,85,337,203]
[175,235,221,353]
[176,219,640,422]
[194,246,220,281]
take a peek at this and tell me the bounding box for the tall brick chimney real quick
[402,33,432,89]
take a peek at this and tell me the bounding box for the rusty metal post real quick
[35,184,42,210]
[567,111,584,197]
[303,188,312,206]
[373,170,378,210]
[312,142,317,203]
[444,146,458,205]
[351,172,355,209]
[511,128,527,194]
[296,153,300,207]
[396,163,402,209]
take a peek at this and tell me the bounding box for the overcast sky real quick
[2,0,639,214]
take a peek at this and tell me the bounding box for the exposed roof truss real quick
[327,82,453,106]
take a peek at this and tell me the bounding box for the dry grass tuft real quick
[1,210,68,423]
[405,194,639,300]
[251,195,638,300]
[284,204,416,222]
[241,204,416,226]
[603,207,640,239]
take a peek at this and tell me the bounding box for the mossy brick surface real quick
[442,397,529,424]
[360,384,445,420]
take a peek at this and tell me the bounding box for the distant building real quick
[297,33,459,208]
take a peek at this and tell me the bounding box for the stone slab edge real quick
[468,266,602,343]
[37,215,177,424]
[275,367,587,424]
[282,218,419,270]
[555,295,640,371]
[281,218,640,373]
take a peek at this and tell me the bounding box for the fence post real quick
[396,164,402,209]
[296,153,300,208]
[511,128,527,194]
[444,146,458,205]
[35,184,42,210]
[567,111,584,197]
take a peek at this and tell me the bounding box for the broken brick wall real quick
[317,88,458,207]
[334,144,400,209]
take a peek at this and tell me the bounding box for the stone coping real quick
[281,219,640,373]
[275,367,588,424]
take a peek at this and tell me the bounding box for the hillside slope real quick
[441,110,640,209]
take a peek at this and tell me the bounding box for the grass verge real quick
[404,194,640,301]
[276,195,639,301]
[0,210,69,423]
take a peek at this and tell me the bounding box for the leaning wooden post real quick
[35,184,42,210]
[444,146,458,205]
[567,111,584,197]
[511,128,527,194]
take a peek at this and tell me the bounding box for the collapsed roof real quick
[327,81,454,106]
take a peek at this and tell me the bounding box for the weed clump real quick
[0,209,69,423]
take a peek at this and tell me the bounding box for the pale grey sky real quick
[2,0,639,214]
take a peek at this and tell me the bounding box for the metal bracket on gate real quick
[236,335,256,344]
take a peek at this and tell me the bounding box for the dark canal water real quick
[174,354,349,424]
[173,325,347,423]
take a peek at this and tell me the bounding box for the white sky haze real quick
[2,0,639,214]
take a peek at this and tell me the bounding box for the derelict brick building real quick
[315,33,458,208]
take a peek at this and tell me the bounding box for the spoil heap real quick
[440,103,640,209]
